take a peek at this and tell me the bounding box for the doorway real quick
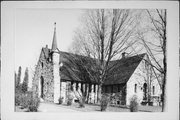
[40,76,44,99]
[143,83,147,100]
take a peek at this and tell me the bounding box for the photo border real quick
[1,1,179,120]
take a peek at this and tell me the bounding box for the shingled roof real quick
[104,53,146,85]
[59,52,146,85]
[59,51,99,83]
[40,47,146,85]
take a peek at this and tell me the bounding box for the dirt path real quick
[38,102,79,112]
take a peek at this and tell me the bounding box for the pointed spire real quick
[52,22,58,52]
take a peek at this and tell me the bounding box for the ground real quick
[15,102,162,112]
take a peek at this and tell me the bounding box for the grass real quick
[15,102,162,112]
[51,102,161,112]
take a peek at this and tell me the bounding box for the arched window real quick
[41,62,44,68]
[76,82,79,91]
[143,83,147,100]
[153,86,155,95]
[40,76,44,98]
[134,84,137,93]
[94,84,96,92]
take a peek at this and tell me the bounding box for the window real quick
[153,86,155,95]
[71,82,74,91]
[105,86,108,93]
[76,82,78,91]
[111,86,113,93]
[89,84,92,92]
[81,83,83,92]
[134,84,137,93]
[41,62,44,68]
[118,85,120,92]
[94,84,96,92]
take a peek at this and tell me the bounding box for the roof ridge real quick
[41,48,146,62]
[111,53,146,62]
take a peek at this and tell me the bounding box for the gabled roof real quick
[41,47,50,60]
[59,52,146,85]
[40,47,146,85]
[59,51,99,83]
[104,53,146,85]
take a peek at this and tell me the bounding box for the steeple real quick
[51,22,58,52]
[51,22,60,103]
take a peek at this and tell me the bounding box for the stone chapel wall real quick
[32,48,54,102]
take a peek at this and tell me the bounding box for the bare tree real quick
[69,9,138,103]
[135,9,166,111]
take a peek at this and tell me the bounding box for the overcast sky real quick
[15,9,83,80]
[14,8,165,85]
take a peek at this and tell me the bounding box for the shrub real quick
[67,92,74,106]
[20,93,29,109]
[58,97,63,104]
[26,92,40,112]
[15,90,22,106]
[129,95,138,112]
[67,99,73,106]
[15,79,40,112]
[15,91,40,112]
[15,94,21,106]
[100,94,109,111]
[27,98,40,112]
[79,95,85,108]
[15,85,23,106]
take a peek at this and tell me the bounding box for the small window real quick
[105,86,108,93]
[118,85,120,92]
[89,84,92,92]
[81,83,84,92]
[134,84,137,93]
[111,86,113,93]
[41,62,44,68]
[76,82,78,91]
[71,82,74,91]
[153,86,155,95]
[94,84,96,92]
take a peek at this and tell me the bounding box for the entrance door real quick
[143,83,147,100]
[40,76,44,98]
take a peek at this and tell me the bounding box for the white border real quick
[1,1,179,120]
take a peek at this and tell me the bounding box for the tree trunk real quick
[97,83,102,104]
[162,11,167,111]
[162,50,167,112]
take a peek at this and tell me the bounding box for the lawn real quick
[58,103,130,112]
[15,102,162,112]
[40,102,162,112]
[58,103,162,112]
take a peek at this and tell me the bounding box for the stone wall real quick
[150,76,162,106]
[126,55,161,105]
[32,48,54,102]
[126,60,145,105]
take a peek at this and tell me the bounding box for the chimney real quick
[46,45,48,48]
[122,52,126,58]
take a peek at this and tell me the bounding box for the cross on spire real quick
[51,22,58,51]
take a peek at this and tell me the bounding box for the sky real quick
[14,8,164,85]
[15,9,83,82]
